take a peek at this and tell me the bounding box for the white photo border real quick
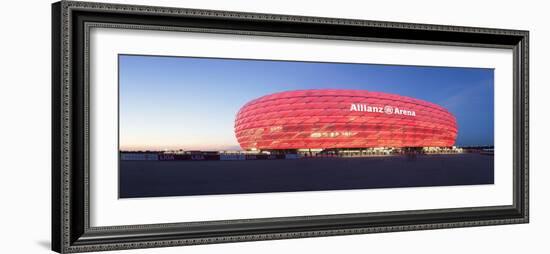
[89,27,513,227]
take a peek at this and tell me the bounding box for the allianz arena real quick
[234,89,457,152]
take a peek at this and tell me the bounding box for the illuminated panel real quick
[234,89,458,150]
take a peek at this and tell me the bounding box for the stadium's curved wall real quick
[234,89,457,150]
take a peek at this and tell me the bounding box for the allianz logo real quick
[349,103,416,117]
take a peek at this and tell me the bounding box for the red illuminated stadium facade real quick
[234,89,457,154]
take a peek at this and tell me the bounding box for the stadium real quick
[234,89,459,156]
[120,89,491,198]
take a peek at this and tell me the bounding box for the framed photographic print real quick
[52,1,529,253]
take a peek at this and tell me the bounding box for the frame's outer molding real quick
[52,1,529,253]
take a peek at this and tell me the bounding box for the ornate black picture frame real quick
[52,1,529,253]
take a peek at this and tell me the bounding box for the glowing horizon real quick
[120,144,242,152]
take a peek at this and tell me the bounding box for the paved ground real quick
[119,153,493,198]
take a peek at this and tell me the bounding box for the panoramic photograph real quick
[118,54,494,198]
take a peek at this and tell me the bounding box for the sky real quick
[119,54,494,151]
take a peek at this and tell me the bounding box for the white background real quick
[0,0,547,253]
[91,28,513,226]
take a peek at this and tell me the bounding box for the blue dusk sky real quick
[119,54,494,151]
